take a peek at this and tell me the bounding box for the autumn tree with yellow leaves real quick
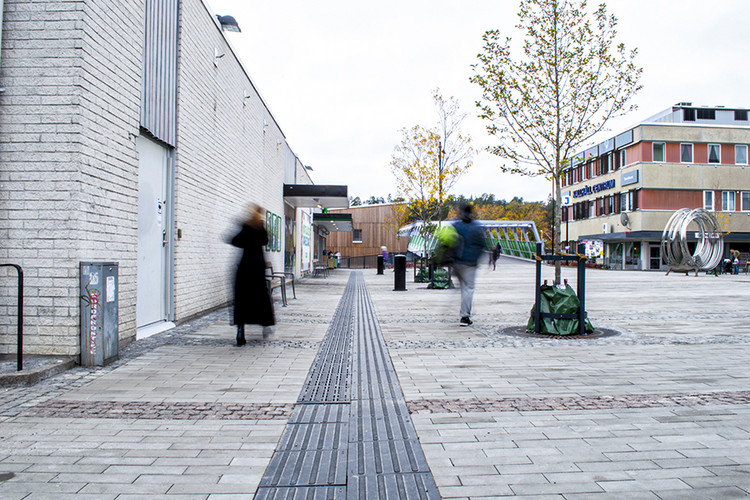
[390,91,474,256]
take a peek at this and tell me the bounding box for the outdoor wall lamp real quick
[216,15,241,32]
[243,90,252,106]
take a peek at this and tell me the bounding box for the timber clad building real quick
[561,103,750,270]
[325,204,409,260]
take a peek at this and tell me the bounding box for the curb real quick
[0,358,78,388]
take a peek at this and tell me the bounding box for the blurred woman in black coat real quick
[230,204,274,345]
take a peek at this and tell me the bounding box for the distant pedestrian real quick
[490,243,501,270]
[381,246,388,266]
[732,250,740,275]
[229,204,275,346]
[451,203,486,326]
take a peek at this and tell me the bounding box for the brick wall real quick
[172,0,287,321]
[0,0,296,353]
[0,0,142,354]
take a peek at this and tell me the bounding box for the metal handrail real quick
[1,264,23,371]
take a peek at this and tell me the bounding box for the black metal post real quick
[393,254,407,291]
[534,243,542,335]
[377,255,384,274]
[577,243,586,335]
[1,264,23,371]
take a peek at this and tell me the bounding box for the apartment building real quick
[561,103,750,270]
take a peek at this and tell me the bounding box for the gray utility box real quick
[80,262,119,366]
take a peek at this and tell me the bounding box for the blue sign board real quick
[572,179,616,198]
[621,169,639,186]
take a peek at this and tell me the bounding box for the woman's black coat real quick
[230,223,275,327]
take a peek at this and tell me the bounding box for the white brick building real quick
[0,0,346,356]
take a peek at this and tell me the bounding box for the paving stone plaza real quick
[1,257,750,498]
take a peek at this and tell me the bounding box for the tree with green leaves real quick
[471,0,641,283]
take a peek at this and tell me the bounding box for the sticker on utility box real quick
[106,276,116,303]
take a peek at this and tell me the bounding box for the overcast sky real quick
[206,0,750,203]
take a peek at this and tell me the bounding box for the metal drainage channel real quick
[256,272,439,499]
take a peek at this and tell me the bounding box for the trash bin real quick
[393,254,406,291]
[80,262,119,366]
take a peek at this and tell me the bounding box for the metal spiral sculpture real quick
[661,208,724,272]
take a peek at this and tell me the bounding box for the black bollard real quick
[393,254,406,291]
[377,255,384,275]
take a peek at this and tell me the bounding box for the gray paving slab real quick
[2,262,750,498]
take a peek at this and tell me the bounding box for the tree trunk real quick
[553,174,562,284]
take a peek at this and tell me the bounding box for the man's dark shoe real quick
[459,316,473,326]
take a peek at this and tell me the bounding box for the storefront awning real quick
[313,213,353,232]
[283,184,349,209]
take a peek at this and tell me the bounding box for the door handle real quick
[162,229,167,247]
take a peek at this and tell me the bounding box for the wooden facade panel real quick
[640,189,702,210]
[325,204,409,258]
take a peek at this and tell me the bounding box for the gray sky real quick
[207,0,750,203]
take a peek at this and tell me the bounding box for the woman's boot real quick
[236,324,246,346]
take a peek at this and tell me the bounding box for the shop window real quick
[736,145,748,165]
[722,191,735,211]
[704,191,714,211]
[708,144,721,163]
[653,142,665,162]
[742,192,750,212]
[352,229,363,243]
[680,143,693,163]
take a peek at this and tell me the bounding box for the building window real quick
[697,109,716,120]
[588,201,595,219]
[619,149,626,169]
[708,144,721,163]
[722,191,735,211]
[680,143,693,163]
[742,192,750,212]
[736,145,748,165]
[683,108,696,121]
[704,191,714,211]
[620,192,629,212]
[352,229,362,243]
[735,110,748,121]
[653,142,665,162]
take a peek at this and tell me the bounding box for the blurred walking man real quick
[452,203,486,326]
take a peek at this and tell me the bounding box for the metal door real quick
[136,135,170,328]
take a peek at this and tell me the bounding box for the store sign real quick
[562,192,571,206]
[621,169,639,186]
[572,179,616,198]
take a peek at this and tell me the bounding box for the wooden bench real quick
[265,263,296,306]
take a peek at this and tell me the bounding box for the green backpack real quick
[433,225,460,266]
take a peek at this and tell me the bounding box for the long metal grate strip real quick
[257,272,439,499]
